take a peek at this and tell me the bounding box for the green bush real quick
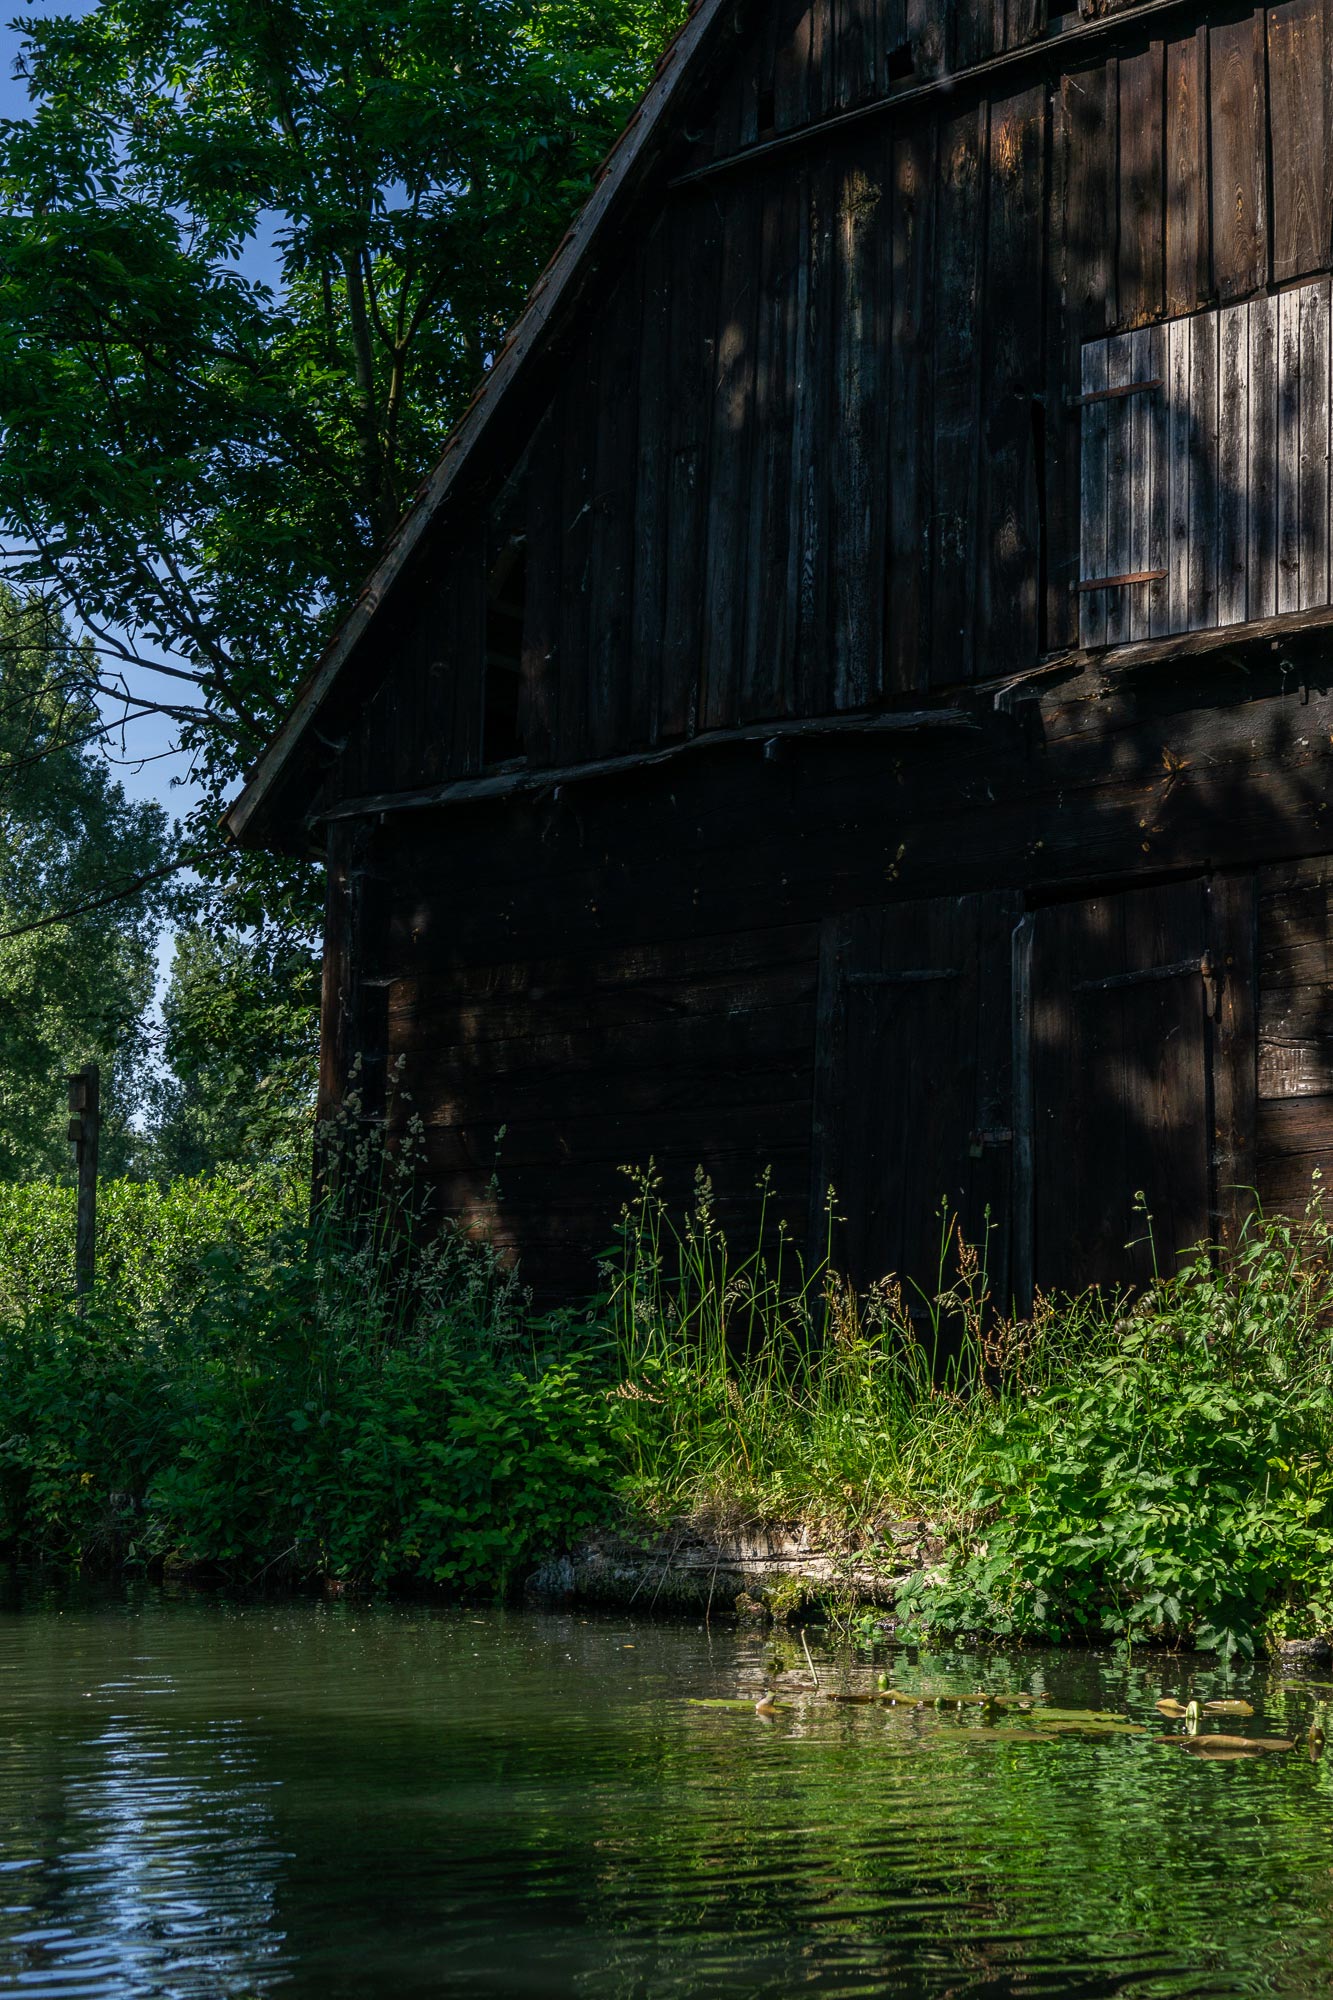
[0,1191,617,1593]
[0,1168,304,1319]
[895,1210,1333,1659]
[7,1151,1333,1647]
[0,1100,618,1593]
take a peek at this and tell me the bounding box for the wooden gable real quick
[233,0,1333,857]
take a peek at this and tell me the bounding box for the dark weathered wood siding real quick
[299,1,1333,1305]
[313,645,1333,1298]
[314,0,1333,816]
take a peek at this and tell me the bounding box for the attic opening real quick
[483,533,527,767]
[886,41,915,83]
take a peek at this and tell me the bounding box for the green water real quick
[3,1592,1333,1996]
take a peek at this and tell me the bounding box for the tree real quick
[147,920,319,1177]
[0,0,686,876]
[0,1,684,1173]
[0,588,174,1177]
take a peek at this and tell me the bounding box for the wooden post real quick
[67,1064,100,1305]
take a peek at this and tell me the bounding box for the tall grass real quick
[603,1167,1333,1655]
[604,1167,1020,1536]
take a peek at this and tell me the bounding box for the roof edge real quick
[224,0,728,853]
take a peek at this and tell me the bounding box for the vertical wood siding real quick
[332,0,1333,803]
[1079,276,1333,644]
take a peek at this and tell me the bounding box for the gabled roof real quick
[224,0,730,852]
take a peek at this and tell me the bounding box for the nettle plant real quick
[897,1196,1333,1659]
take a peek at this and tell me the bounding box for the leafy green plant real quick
[897,1204,1333,1659]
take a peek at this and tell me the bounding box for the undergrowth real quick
[605,1170,1333,1661]
[4,1121,1333,1659]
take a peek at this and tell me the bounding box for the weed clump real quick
[605,1169,1333,1661]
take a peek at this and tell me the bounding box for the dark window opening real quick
[756,85,776,137]
[886,40,915,83]
[483,535,527,767]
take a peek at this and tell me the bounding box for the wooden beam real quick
[313,707,981,826]
[670,0,1218,193]
[67,1064,99,1307]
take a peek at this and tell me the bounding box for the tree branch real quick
[0,860,181,942]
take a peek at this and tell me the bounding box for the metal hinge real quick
[1071,376,1163,408]
[1076,567,1168,592]
[1074,951,1219,1016]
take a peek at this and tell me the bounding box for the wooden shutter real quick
[812,891,1020,1310]
[1026,876,1256,1297]
[1079,277,1333,647]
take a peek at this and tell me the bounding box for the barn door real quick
[1024,876,1256,1298]
[812,891,1020,1312]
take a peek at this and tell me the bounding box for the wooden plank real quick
[1160,312,1184,632]
[1187,305,1218,632]
[392,960,819,1058]
[659,193,721,742]
[1216,301,1249,629]
[774,0,814,131]
[1165,25,1210,316]
[1259,1095,1333,1154]
[1010,912,1035,1312]
[1146,322,1170,639]
[979,84,1045,671]
[1209,872,1258,1245]
[451,520,488,777]
[1127,326,1156,643]
[1104,331,1134,646]
[931,103,985,683]
[1118,40,1165,328]
[1209,11,1268,302]
[1033,878,1213,1296]
[812,891,1018,1316]
[792,155,836,711]
[1006,0,1047,51]
[830,136,887,709]
[906,0,949,80]
[519,409,560,766]
[1079,338,1109,647]
[809,914,851,1259]
[585,265,642,758]
[1268,0,1331,287]
[835,0,879,109]
[953,0,997,71]
[1060,64,1115,650]
[555,340,594,763]
[808,0,834,121]
[702,180,762,732]
[628,219,670,750]
[1300,275,1331,612]
[741,172,801,724]
[1278,284,1303,617]
[317,820,357,1132]
[887,121,936,692]
[1247,292,1280,622]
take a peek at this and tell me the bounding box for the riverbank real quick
[3,1169,1333,1661]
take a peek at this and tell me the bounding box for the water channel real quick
[3,1588,1333,1996]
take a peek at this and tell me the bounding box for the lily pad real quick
[687,1698,781,1712]
[1202,1699,1255,1715]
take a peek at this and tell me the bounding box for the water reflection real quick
[2,1595,1333,1996]
[1,1649,285,1997]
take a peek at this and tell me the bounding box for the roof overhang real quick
[223,0,730,854]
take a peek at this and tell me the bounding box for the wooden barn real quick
[228,0,1333,1308]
